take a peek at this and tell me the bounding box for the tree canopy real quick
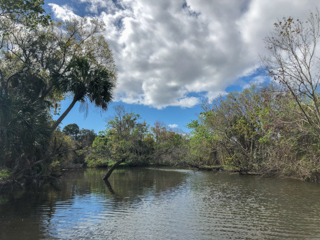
[262,10,320,136]
[0,4,117,187]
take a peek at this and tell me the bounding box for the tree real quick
[0,18,116,131]
[77,129,96,147]
[186,80,320,179]
[0,16,116,188]
[85,134,110,167]
[62,124,96,164]
[262,10,320,136]
[187,117,217,166]
[0,0,51,52]
[63,123,80,140]
[188,84,281,172]
[102,105,150,180]
[0,0,51,27]
[0,0,54,188]
[151,121,188,165]
[51,56,115,130]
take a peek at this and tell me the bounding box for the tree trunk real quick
[51,98,77,131]
[103,159,125,180]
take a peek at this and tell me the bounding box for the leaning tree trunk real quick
[103,159,125,180]
[51,98,77,131]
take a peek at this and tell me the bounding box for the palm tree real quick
[51,57,115,130]
[0,17,116,187]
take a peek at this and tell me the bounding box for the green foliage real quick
[85,156,109,168]
[0,168,11,180]
[85,135,110,167]
[86,106,189,168]
[63,124,80,139]
[0,88,52,168]
[151,121,189,165]
[77,129,96,147]
[187,116,217,165]
[0,4,115,188]
[0,0,51,28]
[187,82,320,179]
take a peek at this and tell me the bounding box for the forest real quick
[1,0,320,192]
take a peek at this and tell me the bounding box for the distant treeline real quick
[81,81,320,182]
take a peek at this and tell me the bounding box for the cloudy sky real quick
[45,0,319,133]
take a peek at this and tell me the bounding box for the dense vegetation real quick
[85,106,188,170]
[86,82,320,182]
[0,1,116,189]
[1,1,320,190]
[187,83,320,181]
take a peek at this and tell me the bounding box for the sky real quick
[44,0,320,133]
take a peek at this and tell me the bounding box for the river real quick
[0,167,320,239]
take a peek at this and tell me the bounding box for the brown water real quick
[0,167,320,239]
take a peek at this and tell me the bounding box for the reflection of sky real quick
[32,169,320,239]
[42,194,109,238]
[43,180,197,239]
[40,168,191,239]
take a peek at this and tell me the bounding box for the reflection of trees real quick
[0,168,188,239]
[0,170,92,240]
[104,180,116,195]
[108,168,187,199]
[0,188,57,240]
[52,168,188,201]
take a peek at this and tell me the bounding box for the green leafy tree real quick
[187,116,218,166]
[85,134,110,167]
[151,121,189,165]
[0,16,116,187]
[63,123,80,140]
[77,129,96,147]
[0,18,116,131]
[85,105,152,179]
[0,0,51,27]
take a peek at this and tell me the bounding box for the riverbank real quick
[186,164,320,182]
[67,161,320,183]
[2,162,319,194]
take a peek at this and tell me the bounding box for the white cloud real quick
[78,0,124,14]
[168,124,178,128]
[49,0,320,109]
[243,76,270,89]
[48,4,78,21]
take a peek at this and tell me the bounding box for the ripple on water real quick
[1,168,320,239]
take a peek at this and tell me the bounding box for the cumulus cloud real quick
[168,124,178,128]
[243,76,270,89]
[49,0,320,109]
[48,4,78,21]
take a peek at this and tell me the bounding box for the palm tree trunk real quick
[51,98,77,131]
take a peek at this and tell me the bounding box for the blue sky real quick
[45,0,319,133]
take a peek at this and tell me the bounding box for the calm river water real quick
[1,167,320,239]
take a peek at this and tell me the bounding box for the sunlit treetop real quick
[0,0,51,27]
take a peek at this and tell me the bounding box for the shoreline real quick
[1,164,318,194]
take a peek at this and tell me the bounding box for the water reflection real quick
[0,168,320,239]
